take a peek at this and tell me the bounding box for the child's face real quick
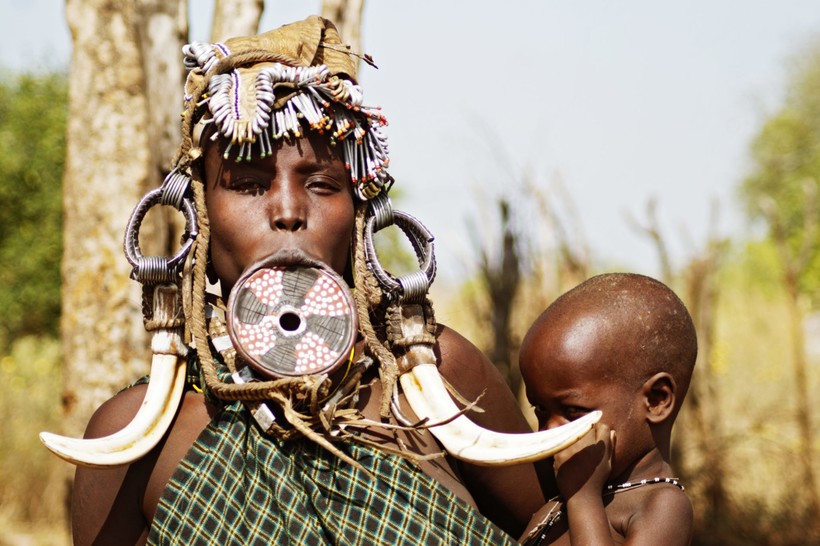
[204,131,356,295]
[520,310,649,478]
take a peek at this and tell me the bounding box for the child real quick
[519,272,697,545]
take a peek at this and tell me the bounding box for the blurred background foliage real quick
[741,43,820,303]
[0,71,65,347]
[1,35,820,546]
[0,71,70,545]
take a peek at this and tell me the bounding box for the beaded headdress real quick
[180,15,390,200]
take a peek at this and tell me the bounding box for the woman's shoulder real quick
[83,382,151,438]
[434,323,530,432]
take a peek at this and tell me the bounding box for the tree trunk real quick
[762,191,820,522]
[63,0,151,438]
[211,0,263,42]
[785,276,819,519]
[135,0,188,256]
[321,0,365,66]
[136,0,187,178]
[684,248,729,527]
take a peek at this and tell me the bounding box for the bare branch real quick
[625,196,672,283]
[797,178,818,270]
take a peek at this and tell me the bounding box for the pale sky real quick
[3,0,820,286]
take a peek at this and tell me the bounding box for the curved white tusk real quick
[39,285,187,468]
[400,363,601,466]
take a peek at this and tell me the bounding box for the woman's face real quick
[203,131,356,295]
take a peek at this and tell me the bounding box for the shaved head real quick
[525,273,697,403]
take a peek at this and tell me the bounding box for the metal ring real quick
[369,192,394,231]
[159,169,191,209]
[363,206,436,303]
[123,183,199,284]
[398,270,431,303]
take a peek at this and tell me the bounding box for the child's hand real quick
[553,422,615,501]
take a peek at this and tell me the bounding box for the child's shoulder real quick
[616,483,693,544]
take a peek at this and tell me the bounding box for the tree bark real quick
[135,0,187,178]
[211,0,263,42]
[62,0,186,439]
[63,0,151,438]
[135,0,188,256]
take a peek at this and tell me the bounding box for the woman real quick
[52,16,592,545]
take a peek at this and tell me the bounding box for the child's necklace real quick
[604,476,684,495]
[521,477,684,546]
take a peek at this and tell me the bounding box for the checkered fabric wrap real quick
[147,400,517,545]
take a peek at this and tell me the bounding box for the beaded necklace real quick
[522,477,684,546]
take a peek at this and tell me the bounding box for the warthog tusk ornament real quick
[39,285,187,468]
[394,303,600,466]
[401,363,601,465]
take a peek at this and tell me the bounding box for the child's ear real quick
[642,372,676,424]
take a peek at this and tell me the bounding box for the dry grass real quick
[0,336,70,546]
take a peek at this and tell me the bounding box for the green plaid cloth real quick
[147,400,517,545]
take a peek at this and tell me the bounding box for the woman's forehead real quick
[203,130,345,167]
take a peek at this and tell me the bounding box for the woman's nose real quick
[269,182,305,231]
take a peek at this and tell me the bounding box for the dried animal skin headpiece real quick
[180,15,390,200]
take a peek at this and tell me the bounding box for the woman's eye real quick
[228,178,266,195]
[306,176,342,193]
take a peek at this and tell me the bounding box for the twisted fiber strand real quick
[277,392,366,472]
[352,206,400,418]
[174,79,208,168]
[144,318,185,331]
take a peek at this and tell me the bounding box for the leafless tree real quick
[475,199,523,395]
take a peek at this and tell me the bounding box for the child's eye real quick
[563,406,591,421]
[530,404,550,427]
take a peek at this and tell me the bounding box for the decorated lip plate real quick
[226,263,357,379]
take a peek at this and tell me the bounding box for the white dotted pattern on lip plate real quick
[300,275,351,317]
[240,315,279,357]
[294,331,340,374]
[245,269,285,306]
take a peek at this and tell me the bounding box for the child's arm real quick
[555,422,693,545]
[555,422,616,545]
